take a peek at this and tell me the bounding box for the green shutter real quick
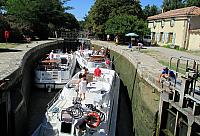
[172,33,176,45]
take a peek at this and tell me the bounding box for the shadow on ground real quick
[116,80,134,136]
[0,48,22,52]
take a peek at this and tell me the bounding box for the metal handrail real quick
[46,89,63,111]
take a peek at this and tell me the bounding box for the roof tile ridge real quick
[187,6,196,15]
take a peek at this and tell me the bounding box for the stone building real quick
[148,6,200,50]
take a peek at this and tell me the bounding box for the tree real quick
[162,0,184,11]
[185,0,200,7]
[143,5,160,19]
[109,1,143,18]
[85,0,113,36]
[105,15,150,37]
[85,0,143,38]
[5,0,79,40]
[0,0,6,14]
[6,0,36,40]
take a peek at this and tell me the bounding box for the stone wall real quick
[111,50,160,136]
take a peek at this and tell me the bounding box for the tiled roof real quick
[148,6,200,20]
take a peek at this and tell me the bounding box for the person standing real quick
[115,35,119,45]
[94,65,101,81]
[83,67,89,75]
[107,34,110,41]
[91,46,96,55]
[105,57,111,68]
[105,48,110,59]
[49,50,54,60]
[79,76,87,100]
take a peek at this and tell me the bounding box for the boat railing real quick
[46,89,63,111]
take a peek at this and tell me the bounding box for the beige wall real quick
[188,32,200,50]
[148,18,187,48]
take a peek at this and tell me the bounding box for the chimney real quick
[162,8,164,13]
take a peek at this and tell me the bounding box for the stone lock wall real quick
[110,50,160,136]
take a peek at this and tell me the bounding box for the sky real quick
[67,0,163,21]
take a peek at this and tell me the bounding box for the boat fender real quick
[87,112,101,128]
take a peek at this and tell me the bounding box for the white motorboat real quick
[34,50,76,89]
[75,49,111,69]
[32,67,120,136]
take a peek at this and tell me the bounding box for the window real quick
[168,33,173,43]
[161,20,165,27]
[160,32,163,42]
[153,21,156,28]
[152,32,156,42]
[170,19,175,27]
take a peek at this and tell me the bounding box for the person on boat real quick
[75,116,89,136]
[94,65,101,80]
[78,73,83,82]
[83,67,89,78]
[75,73,83,94]
[98,47,105,55]
[79,76,87,100]
[49,50,54,60]
[83,67,89,75]
[75,114,98,136]
[105,48,110,59]
[91,46,96,55]
[105,57,111,68]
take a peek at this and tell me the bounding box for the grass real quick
[187,50,200,57]
[141,49,189,75]
[0,43,20,49]
[140,50,162,58]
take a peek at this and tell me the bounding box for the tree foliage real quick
[162,0,200,11]
[4,0,79,40]
[85,0,144,38]
[185,0,200,7]
[162,0,184,11]
[105,15,150,36]
[143,5,160,19]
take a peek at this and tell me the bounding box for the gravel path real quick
[147,47,200,61]
[0,39,57,80]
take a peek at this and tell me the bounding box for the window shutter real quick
[162,33,165,43]
[165,33,169,43]
[172,33,176,45]
[157,33,160,42]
